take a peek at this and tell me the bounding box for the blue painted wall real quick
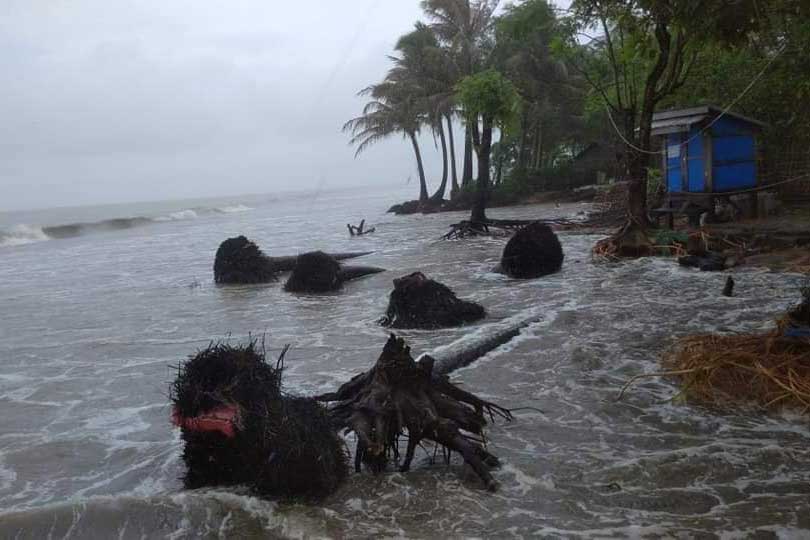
[663,114,758,194]
[686,127,705,192]
[711,116,756,192]
[665,134,683,192]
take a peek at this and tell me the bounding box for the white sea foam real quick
[0,224,50,246]
[216,204,253,213]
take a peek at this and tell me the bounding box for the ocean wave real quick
[0,224,50,247]
[0,203,254,247]
[214,204,253,214]
[154,209,199,222]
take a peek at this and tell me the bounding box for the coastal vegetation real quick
[344,0,810,226]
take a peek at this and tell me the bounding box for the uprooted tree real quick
[171,341,349,500]
[379,272,486,329]
[171,331,526,498]
[317,334,513,491]
[213,235,373,284]
[283,251,385,293]
[496,222,564,278]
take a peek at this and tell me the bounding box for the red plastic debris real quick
[172,404,240,438]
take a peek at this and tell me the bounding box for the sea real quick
[0,184,808,538]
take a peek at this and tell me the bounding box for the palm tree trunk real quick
[517,107,530,172]
[446,114,459,197]
[462,125,473,186]
[410,132,429,203]
[532,121,542,170]
[470,116,493,223]
[431,121,449,202]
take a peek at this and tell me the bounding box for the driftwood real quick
[722,276,735,297]
[347,219,376,236]
[380,272,485,329]
[317,334,512,490]
[214,235,373,284]
[171,341,348,500]
[284,251,385,292]
[495,222,564,278]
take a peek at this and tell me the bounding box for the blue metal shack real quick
[651,106,764,195]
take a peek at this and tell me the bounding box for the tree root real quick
[316,334,513,490]
[592,219,653,259]
[443,218,573,240]
[347,219,376,236]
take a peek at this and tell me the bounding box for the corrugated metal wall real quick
[711,116,756,192]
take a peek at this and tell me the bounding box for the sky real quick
[0,0,566,212]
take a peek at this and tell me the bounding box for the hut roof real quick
[651,105,765,136]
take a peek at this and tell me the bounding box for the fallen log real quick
[443,218,537,240]
[270,251,374,272]
[214,235,372,284]
[170,341,349,500]
[284,251,385,292]
[426,315,543,376]
[318,334,512,490]
[379,272,485,329]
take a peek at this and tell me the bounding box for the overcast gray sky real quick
[0,0,566,211]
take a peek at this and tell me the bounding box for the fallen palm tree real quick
[171,341,348,500]
[317,334,512,491]
[620,287,810,411]
[214,235,372,284]
[283,251,385,292]
[379,272,485,329]
[170,318,543,497]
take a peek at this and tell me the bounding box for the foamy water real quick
[0,185,808,538]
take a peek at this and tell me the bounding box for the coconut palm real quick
[343,82,430,202]
[420,0,500,188]
[388,23,460,202]
[494,0,583,173]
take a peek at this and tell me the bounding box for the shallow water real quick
[0,185,808,538]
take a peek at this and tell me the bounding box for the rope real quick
[605,44,787,156]
[671,171,810,198]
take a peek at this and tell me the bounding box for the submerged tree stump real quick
[171,341,348,500]
[497,222,564,278]
[317,334,512,491]
[214,235,277,284]
[379,272,485,329]
[284,251,385,292]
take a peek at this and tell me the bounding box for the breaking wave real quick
[0,204,254,247]
[0,224,50,247]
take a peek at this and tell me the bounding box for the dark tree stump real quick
[317,334,512,491]
[284,251,385,292]
[498,222,564,278]
[214,235,277,284]
[171,342,348,500]
[380,272,485,329]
